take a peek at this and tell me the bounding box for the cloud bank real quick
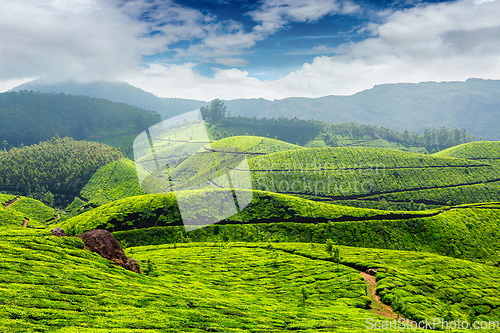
[1,0,500,100]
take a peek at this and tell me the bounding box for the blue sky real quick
[1,0,500,100]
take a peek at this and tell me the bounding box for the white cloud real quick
[123,0,500,101]
[1,0,500,101]
[0,0,244,83]
[214,58,250,67]
[249,0,359,34]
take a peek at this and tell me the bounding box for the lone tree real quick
[200,98,230,123]
[326,238,342,269]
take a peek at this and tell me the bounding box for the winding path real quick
[4,197,29,228]
[4,197,20,210]
[360,272,400,319]
[360,271,413,325]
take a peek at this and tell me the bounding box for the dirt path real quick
[360,271,399,319]
[4,197,20,210]
[360,271,413,324]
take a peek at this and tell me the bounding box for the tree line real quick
[216,113,474,152]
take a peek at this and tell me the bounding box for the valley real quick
[0,92,499,332]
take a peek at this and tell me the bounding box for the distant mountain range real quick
[11,80,207,120]
[11,78,500,140]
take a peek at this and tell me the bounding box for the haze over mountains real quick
[11,78,500,140]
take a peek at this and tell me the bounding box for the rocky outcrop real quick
[51,228,67,237]
[75,229,141,274]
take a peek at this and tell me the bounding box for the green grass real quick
[0,194,16,207]
[0,230,413,333]
[434,141,500,166]
[8,197,56,223]
[80,159,145,205]
[247,147,500,206]
[266,243,500,325]
[114,202,500,263]
[211,135,302,155]
[57,190,434,235]
[0,195,55,228]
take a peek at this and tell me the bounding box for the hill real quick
[214,116,474,152]
[56,189,500,262]
[0,90,161,153]
[0,194,56,228]
[211,136,302,155]
[6,228,499,332]
[11,78,500,140]
[224,79,500,140]
[10,80,206,120]
[434,141,500,166]
[79,158,144,206]
[0,136,123,206]
[170,145,500,208]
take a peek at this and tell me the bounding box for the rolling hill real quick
[10,80,206,120]
[224,79,500,140]
[7,229,498,332]
[0,91,160,157]
[10,78,500,140]
[1,135,500,332]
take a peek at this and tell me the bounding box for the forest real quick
[0,91,160,148]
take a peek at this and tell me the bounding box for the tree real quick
[326,238,342,269]
[200,98,230,123]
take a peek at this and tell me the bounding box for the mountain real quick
[224,79,500,140]
[10,80,207,120]
[0,90,160,151]
[11,78,500,140]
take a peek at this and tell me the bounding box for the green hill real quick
[0,136,123,206]
[211,136,301,155]
[57,190,433,234]
[80,159,144,206]
[434,141,500,165]
[0,194,56,229]
[55,189,500,262]
[0,228,499,332]
[0,90,161,155]
[244,147,500,208]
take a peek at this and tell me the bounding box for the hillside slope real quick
[224,79,500,140]
[10,80,206,120]
[0,91,160,153]
[0,136,123,205]
[0,229,498,332]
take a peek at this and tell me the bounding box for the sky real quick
[1,0,500,100]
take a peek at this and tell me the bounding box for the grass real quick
[0,230,415,333]
[435,141,500,161]
[0,195,55,228]
[80,158,145,205]
[247,146,500,206]
[267,243,500,325]
[57,190,435,235]
[211,135,302,155]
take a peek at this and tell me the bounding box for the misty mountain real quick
[0,91,160,150]
[11,78,500,140]
[224,79,500,140]
[10,80,206,120]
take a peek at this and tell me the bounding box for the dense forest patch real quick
[0,136,123,206]
[0,91,160,150]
